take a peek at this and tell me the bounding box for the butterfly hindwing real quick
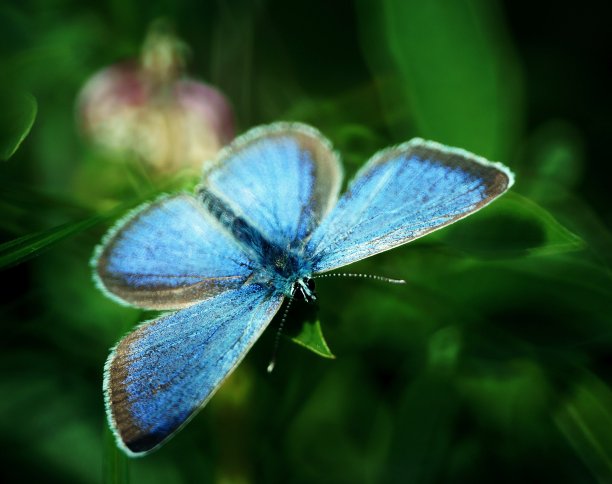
[307,139,514,272]
[104,283,284,456]
[94,194,254,310]
[202,123,342,249]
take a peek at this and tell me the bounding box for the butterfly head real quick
[290,277,317,303]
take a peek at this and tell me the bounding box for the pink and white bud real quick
[77,23,235,173]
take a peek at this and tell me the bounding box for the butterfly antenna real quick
[267,297,294,373]
[314,273,406,284]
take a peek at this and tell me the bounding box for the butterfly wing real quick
[201,122,342,249]
[94,194,254,310]
[104,283,284,456]
[306,139,515,272]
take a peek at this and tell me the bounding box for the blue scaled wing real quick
[201,123,342,249]
[93,194,254,310]
[104,284,284,456]
[306,139,515,272]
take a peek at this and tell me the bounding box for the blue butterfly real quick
[93,122,514,456]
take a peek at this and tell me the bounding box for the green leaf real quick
[291,319,335,359]
[0,91,37,160]
[438,192,584,258]
[357,0,522,161]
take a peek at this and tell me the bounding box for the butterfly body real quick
[93,122,514,456]
[197,185,312,298]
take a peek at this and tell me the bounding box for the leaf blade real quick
[357,0,522,161]
[291,319,335,359]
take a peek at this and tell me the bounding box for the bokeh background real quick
[1,0,611,483]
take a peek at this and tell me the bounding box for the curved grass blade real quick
[0,200,138,270]
[103,425,129,484]
[0,91,37,160]
[555,373,612,483]
[515,194,585,256]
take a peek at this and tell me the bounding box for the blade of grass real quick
[555,373,612,483]
[103,425,129,484]
[0,91,37,160]
[0,198,140,270]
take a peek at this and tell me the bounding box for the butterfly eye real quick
[305,277,316,293]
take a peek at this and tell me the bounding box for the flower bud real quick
[77,21,235,173]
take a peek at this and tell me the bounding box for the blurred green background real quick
[1,0,611,483]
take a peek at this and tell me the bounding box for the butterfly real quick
[93,122,514,456]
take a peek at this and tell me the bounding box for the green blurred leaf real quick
[291,319,335,359]
[385,372,458,483]
[440,192,584,258]
[427,326,462,373]
[287,362,391,483]
[0,91,37,160]
[555,373,612,483]
[0,354,103,483]
[357,0,522,160]
[526,120,584,193]
[457,359,550,437]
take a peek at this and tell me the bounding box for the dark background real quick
[1,0,611,483]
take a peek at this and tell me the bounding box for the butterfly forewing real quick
[202,123,342,249]
[94,195,254,310]
[306,139,514,272]
[104,284,284,456]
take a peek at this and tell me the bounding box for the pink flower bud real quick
[77,23,235,174]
